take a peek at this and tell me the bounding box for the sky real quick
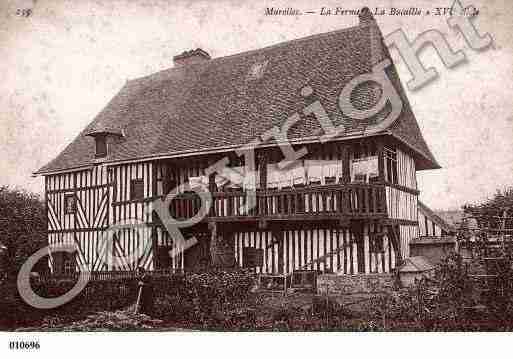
[0,0,512,211]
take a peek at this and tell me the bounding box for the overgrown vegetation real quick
[1,277,142,329]
[3,186,513,331]
[36,310,164,331]
[5,252,513,331]
[153,270,256,329]
[0,186,47,277]
[463,187,513,229]
[1,270,254,330]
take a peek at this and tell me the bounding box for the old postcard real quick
[0,0,512,356]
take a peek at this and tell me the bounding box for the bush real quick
[0,274,184,330]
[357,252,513,331]
[152,270,256,329]
[0,187,47,278]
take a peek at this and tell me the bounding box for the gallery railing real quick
[168,183,387,221]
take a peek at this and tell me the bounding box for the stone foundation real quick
[317,273,396,295]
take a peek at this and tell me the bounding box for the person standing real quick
[136,267,154,315]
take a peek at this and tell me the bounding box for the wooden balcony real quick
[167,183,387,222]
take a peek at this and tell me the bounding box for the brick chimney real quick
[173,48,211,67]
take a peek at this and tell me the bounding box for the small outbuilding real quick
[398,256,436,287]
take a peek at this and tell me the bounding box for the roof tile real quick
[36,20,439,174]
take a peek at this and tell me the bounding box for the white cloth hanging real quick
[367,156,379,178]
[217,166,244,189]
[266,164,278,188]
[351,156,378,182]
[305,159,343,184]
[242,170,260,190]
[322,160,343,180]
[267,163,292,188]
[305,160,323,183]
[290,162,306,186]
[188,175,208,190]
[214,175,228,188]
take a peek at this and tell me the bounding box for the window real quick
[63,255,75,274]
[157,246,173,269]
[95,135,107,158]
[383,147,398,184]
[242,247,263,268]
[370,234,384,253]
[64,194,76,214]
[54,252,75,274]
[130,179,145,201]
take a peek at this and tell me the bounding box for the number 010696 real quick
[9,341,40,350]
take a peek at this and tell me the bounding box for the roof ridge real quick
[208,22,367,64]
[128,21,368,84]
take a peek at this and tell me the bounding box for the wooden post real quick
[364,224,370,274]
[258,152,268,190]
[209,222,236,269]
[342,144,351,183]
[377,137,385,183]
[353,221,365,274]
[274,231,284,274]
[208,221,220,269]
[383,226,390,272]
[388,225,403,266]
[162,161,173,195]
[208,173,216,193]
[151,227,158,270]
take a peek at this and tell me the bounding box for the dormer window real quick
[85,127,124,159]
[95,135,107,158]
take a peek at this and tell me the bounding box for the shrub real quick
[0,187,47,278]
[359,252,513,331]
[0,274,184,330]
[152,270,256,329]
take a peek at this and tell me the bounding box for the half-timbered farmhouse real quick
[35,9,442,276]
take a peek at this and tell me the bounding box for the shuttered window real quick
[130,179,145,201]
[95,135,107,158]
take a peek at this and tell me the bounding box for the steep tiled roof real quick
[36,12,439,175]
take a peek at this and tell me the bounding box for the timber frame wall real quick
[44,135,420,274]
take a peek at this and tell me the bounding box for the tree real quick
[463,187,513,231]
[0,186,47,278]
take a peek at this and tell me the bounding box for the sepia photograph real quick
[0,0,512,355]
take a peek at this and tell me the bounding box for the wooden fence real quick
[33,268,184,284]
